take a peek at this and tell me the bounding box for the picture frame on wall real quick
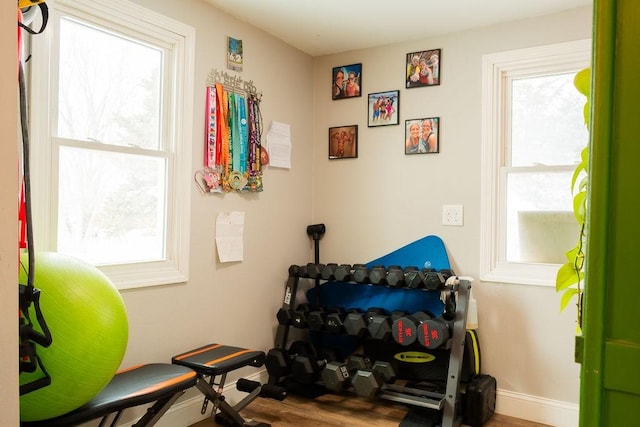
[367,90,400,127]
[332,63,362,100]
[227,37,243,72]
[329,125,358,159]
[406,49,441,88]
[405,117,440,154]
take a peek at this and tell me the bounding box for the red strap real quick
[19,181,27,249]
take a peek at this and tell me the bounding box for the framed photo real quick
[332,63,362,100]
[329,125,358,159]
[368,90,400,127]
[406,49,441,88]
[405,117,440,155]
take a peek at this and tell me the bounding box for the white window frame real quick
[480,39,591,286]
[29,0,195,289]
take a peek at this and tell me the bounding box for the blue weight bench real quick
[21,344,284,427]
[172,343,286,427]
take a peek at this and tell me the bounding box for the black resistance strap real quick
[17,5,53,395]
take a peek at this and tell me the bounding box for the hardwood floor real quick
[189,392,552,427]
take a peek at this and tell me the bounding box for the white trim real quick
[29,0,195,289]
[496,388,579,427]
[116,371,579,427]
[480,39,591,287]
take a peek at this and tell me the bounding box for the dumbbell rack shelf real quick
[380,383,446,410]
[271,263,472,427]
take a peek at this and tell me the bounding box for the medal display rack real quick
[195,68,265,194]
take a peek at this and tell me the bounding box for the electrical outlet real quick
[442,205,464,226]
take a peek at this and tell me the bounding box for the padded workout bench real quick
[21,344,283,427]
[21,363,198,427]
[172,343,286,427]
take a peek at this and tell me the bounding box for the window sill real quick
[99,260,189,290]
[480,261,559,287]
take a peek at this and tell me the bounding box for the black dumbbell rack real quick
[270,264,472,427]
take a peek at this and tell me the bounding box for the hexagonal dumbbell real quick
[351,361,397,398]
[320,354,372,393]
[423,270,447,291]
[306,263,325,279]
[325,308,347,334]
[333,264,354,281]
[320,263,339,280]
[368,265,387,285]
[367,310,406,341]
[288,264,301,277]
[391,311,432,346]
[344,307,385,337]
[291,303,313,329]
[265,341,315,378]
[276,307,293,326]
[307,307,327,331]
[343,309,366,337]
[290,348,338,385]
[351,264,371,284]
[403,266,425,289]
[385,265,405,287]
[417,316,452,349]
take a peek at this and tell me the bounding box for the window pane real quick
[57,146,167,265]
[511,73,588,167]
[505,171,579,263]
[57,17,162,149]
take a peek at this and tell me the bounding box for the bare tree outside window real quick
[55,18,166,265]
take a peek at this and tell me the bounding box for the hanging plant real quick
[556,67,590,333]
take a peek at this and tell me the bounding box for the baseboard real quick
[495,388,579,426]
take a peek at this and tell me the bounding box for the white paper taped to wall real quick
[216,211,245,262]
[266,121,291,169]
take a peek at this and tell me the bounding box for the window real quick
[30,0,195,289]
[480,40,591,286]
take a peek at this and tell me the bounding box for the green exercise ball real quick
[19,252,129,421]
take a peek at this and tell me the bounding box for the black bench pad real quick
[22,363,197,427]
[172,343,265,376]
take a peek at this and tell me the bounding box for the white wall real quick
[4,2,593,425]
[1,1,19,425]
[77,0,315,423]
[118,0,314,368]
[4,1,315,424]
[312,6,591,425]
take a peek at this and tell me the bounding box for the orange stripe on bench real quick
[204,349,254,366]
[121,372,197,400]
[116,364,145,375]
[173,343,223,360]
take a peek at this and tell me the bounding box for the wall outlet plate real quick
[443,205,464,226]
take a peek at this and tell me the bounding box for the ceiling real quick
[203,0,592,57]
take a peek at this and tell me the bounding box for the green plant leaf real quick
[574,68,591,97]
[571,163,586,192]
[556,66,590,324]
[577,175,588,193]
[573,191,586,223]
[560,288,579,311]
[583,100,591,128]
[565,245,581,262]
[556,262,580,291]
[581,146,589,173]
